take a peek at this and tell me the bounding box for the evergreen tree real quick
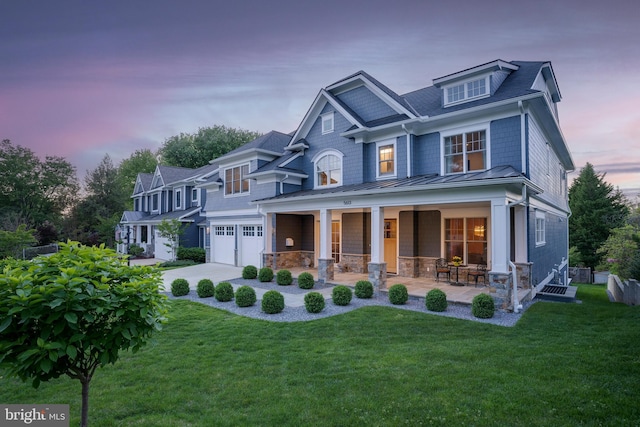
[569,163,629,269]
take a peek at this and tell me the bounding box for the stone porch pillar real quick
[317,208,334,282]
[368,206,387,293]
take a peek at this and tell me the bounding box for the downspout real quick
[402,124,412,178]
[507,184,527,313]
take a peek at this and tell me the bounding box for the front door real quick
[384,219,397,273]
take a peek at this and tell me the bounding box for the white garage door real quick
[154,229,173,261]
[240,225,263,267]
[213,225,236,265]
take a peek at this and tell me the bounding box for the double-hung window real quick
[315,152,342,188]
[321,112,334,134]
[175,190,181,209]
[225,164,250,196]
[445,77,488,106]
[444,129,487,174]
[535,211,546,246]
[377,139,396,178]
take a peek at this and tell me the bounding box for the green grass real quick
[1,284,639,426]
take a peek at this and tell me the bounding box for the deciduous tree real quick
[0,242,168,427]
[156,219,184,261]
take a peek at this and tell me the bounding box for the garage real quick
[212,225,236,265]
[240,225,263,267]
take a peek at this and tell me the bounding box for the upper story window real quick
[535,211,546,246]
[152,193,159,211]
[191,188,199,206]
[321,112,334,134]
[444,76,488,106]
[443,129,487,174]
[377,139,396,179]
[225,164,250,196]
[175,190,181,209]
[134,199,139,211]
[314,151,342,188]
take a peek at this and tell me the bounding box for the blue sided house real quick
[120,59,574,310]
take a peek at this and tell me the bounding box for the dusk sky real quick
[1,0,639,195]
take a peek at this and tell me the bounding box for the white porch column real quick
[513,205,527,263]
[135,225,142,244]
[370,206,384,263]
[265,213,274,253]
[491,198,509,274]
[319,208,332,259]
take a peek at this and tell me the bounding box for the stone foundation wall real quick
[338,254,370,273]
[489,271,512,311]
[263,251,314,270]
[397,257,441,279]
[514,262,533,289]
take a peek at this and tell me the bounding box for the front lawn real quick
[1,285,638,426]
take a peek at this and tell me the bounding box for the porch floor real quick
[283,267,492,305]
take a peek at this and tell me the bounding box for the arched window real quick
[314,151,342,188]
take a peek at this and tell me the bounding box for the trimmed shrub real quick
[388,284,408,305]
[297,272,315,289]
[261,290,285,314]
[215,281,234,302]
[158,260,196,268]
[196,279,215,298]
[472,293,495,319]
[332,285,352,306]
[354,280,374,299]
[242,265,258,279]
[276,269,293,286]
[171,278,190,297]
[304,292,325,313]
[258,267,274,282]
[426,288,447,312]
[235,285,257,307]
[177,247,206,263]
[128,243,144,257]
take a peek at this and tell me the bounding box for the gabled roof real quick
[121,207,202,224]
[247,151,307,178]
[132,173,153,196]
[214,131,291,163]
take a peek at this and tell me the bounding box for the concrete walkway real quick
[130,259,333,308]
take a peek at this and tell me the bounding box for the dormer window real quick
[321,112,334,134]
[175,190,181,208]
[444,76,488,106]
[376,139,396,179]
[225,164,250,196]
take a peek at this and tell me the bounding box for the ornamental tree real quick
[0,242,169,427]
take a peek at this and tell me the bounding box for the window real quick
[444,77,488,106]
[445,217,487,264]
[134,199,139,211]
[152,194,159,211]
[332,221,340,264]
[315,153,342,187]
[215,226,225,236]
[535,211,546,246]
[225,164,250,195]
[444,129,486,174]
[377,140,396,178]
[176,190,181,208]
[321,112,334,134]
[243,226,255,237]
[192,188,198,202]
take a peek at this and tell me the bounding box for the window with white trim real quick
[321,112,334,134]
[226,226,234,236]
[444,129,487,174]
[444,76,488,106]
[377,140,396,178]
[215,226,225,236]
[152,194,159,211]
[535,211,546,246]
[225,164,250,195]
[445,217,487,265]
[192,188,198,202]
[175,190,181,208]
[315,152,342,188]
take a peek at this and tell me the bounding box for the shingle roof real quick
[249,151,306,176]
[220,131,291,159]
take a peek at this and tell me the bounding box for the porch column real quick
[264,213,274,269]
[135,225,142,245]
[368,206,387,293]
[489,198,511,310]
[317,208,334,283]
[513,205,527,263]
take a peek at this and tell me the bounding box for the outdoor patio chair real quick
[467,264,488,287]
[435,258,451,282]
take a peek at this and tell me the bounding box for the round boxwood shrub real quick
[258,267,274,282]
[276,269,293,286]
[196,279,215,298]
[332,285,352,306]
[261,290,285,314]
[171,278,190,297]
[388,284,408,305]
[215,281,234,302]
[354,280,374,299]
[242,265,258,279]
[297,272,315,289]
[426,288,447,312]
[304,292,325,313]
[235,285,257,307]
[472,293,495,319]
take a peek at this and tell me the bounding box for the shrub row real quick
[177,247,206,263]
